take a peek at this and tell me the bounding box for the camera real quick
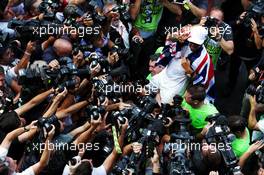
[38,0,60,21]
[85,105,105,121]
[163,112,194,175]
[109,111,127,127]
[63,4,85,27]
[110,46,129,58]
[112,156,130,175]
[111,5,131,22]
[0,95,15,115]
[205,114,242,175]
[241,0,264,28]
[8,19,62,42]
[246,80,264,103]
[36,115,58,133]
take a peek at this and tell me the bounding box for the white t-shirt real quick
[0,146,35,175]
[149,48,190,104]
[252,117,264,141]
[62,164,107,175]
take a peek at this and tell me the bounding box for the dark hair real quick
[74,161,93,175]
[228,115,247,133]
[187,84,206,102]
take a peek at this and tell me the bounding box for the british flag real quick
[156,40,215,102]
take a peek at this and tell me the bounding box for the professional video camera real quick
[163,110,194,175]
[122,96,160,144]
[38,0,60,21]
[241,0,264,28]
[160,95,187,125]
[18,63,90,102]
[8,19,62,41]
[205,114,242,175]
[246,80,264,103]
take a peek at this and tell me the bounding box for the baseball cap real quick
[187,25,208,45]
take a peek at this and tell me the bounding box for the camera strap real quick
[112,126,122,154]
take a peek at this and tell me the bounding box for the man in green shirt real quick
[182,84,219,131]
[146,47,164,81]
[130,0,163,39]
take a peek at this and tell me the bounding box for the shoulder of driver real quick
[62,164,106,175]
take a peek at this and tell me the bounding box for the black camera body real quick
[246,80,264,103]
[164,114,194,175]
[38,0,60,21]
[85,105,105,121]
[111,5,131,22]
[205,114,242,175]
[241,0,264,28]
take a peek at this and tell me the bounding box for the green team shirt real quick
[231,128,250,158]
[181,99,219,129]
[134,0,163,31]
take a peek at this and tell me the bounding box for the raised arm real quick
[43,88,68,118]
[248,95,259,130]
[55,100,89,119]
[14,88,55,117]
[1,121,36,149]
[103,118,128,173]
[130,0,141,21]
[14,41,36,75]
[187,0,207,19]
[31,125,56,175]
[72,116,102,146]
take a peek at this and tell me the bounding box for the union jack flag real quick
[156,40,215,102]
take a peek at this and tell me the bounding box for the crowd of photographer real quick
[0,0,264,174]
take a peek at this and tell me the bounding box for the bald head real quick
[53,38,72,57]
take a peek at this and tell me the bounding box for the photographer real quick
[42,38,73,69]
[182,84,219,138]
[248,95,264,141]
[103,3,132,50]
[201,7,234,70]
[0,122,56,175]
[62,116,128,175]
[227,1,264,92]
[0,40,36,95]
[228,115,250,158]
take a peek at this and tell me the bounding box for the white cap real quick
[187,25,208,45]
